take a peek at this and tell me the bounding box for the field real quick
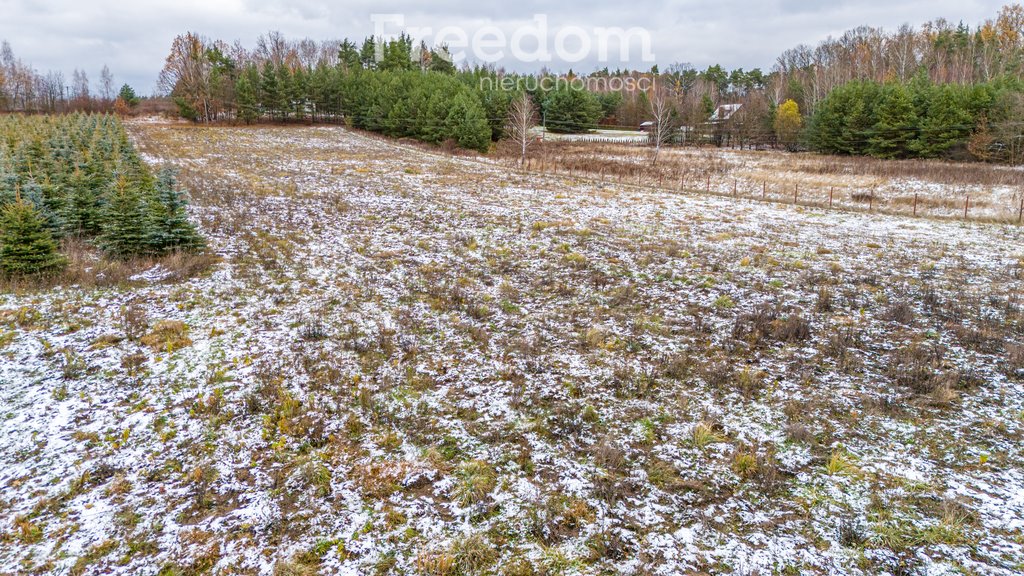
[2,122,1024,575]
[507,141,1024,222]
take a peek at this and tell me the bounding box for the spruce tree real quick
[0,158,17,206]
[98,174,153,257]
[0,198,66,277]
[62,165,103,236]
[148,167,204,254]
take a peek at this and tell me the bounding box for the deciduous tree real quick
[505,91,538,166]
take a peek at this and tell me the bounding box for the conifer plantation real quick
[0,114,204,277]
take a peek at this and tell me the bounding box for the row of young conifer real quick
[0,113,204,277]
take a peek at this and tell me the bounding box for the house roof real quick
[710,104,742,122]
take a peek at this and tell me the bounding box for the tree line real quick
[805,77,1024,161]
[0,41,142,114]
[157,4,1024,163]
[0,114,204,276]
[160,31,617,151]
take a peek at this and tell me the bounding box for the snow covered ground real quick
[1,123,1023,575]
[519,142,1024,223]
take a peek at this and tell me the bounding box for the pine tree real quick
[0,198,66,277]
[260,62,282,121]
[97,174,153,257]
[913,86,973,158]
[444,92,492,152]
[236,72,259,124]
[868,85,918,159]
[543,87,604,134]
[148,167,204,253]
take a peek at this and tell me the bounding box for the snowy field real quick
[516,142,1024,223]
[2,123,1024,575]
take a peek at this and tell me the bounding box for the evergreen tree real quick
[290,66,309,121]
[117,84,140,107]
[148,167,204,253]
[359,37,378,70]
[97,174,153,257]
[338,40,361,72]
[260,62,283,121]
[913,86,973,158]
[236,73,259,124]
[0,198,66,276]
[276,64,293,121]
[62,165,104,236]
[443,92,491,152]
[429,46,456,74]
[867,85,918,159]
[380,33,414,72]
[0,157,17,206]
[543,87,603,134]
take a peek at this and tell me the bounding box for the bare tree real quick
[647,87,676,166]
[99,64,114,104]
[71,69,90,109]
[505,92,538,167]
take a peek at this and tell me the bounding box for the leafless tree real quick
[71,69,90,109]
[255,31,290,67]
[99,64,115,104]
[505,92,538,166]
[647,86,676,166]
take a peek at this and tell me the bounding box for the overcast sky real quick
[0,0,1006,94]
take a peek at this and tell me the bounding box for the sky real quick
[0,0,1007,95]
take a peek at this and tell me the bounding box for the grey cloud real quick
[0,0,1005,93]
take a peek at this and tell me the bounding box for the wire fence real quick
[502,155,1024,225]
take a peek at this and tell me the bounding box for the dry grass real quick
[0,238,218,294]
[494,140,1024,223]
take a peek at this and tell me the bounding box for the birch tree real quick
[648,87,676,166]
[505,92,538,166]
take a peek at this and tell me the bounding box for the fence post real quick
[913,194,918,217]
[762,181,766,200]
[678,175,683,191]
[794,184,798,205]
[1019,195,1023,224]
[706,176,710,192]
[733,180,737,197]
[829,187,834,209]
[869,191,873,212]
[965,196,970,220]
